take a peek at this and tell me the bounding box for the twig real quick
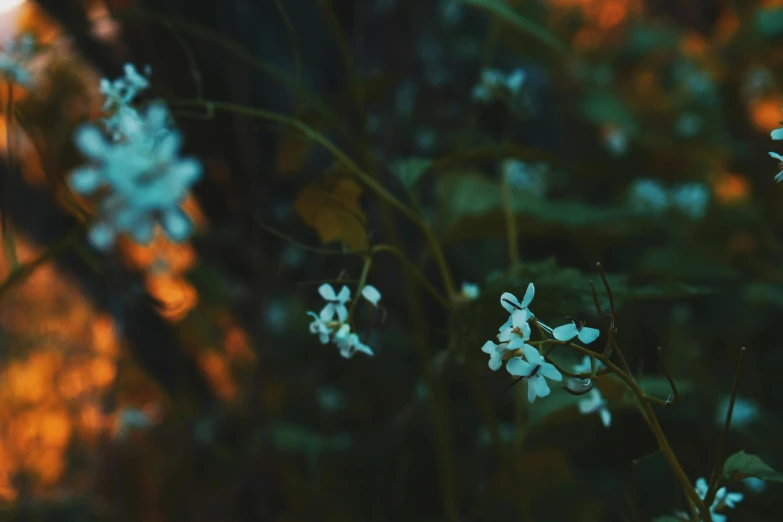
[656,347,679,405]
[706,347,746,507]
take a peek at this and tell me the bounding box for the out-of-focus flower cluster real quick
[626,178,711,220]
[0,33,36,86]
[472,67,533,116]
[68,64,202,250]
[307,283,381,359]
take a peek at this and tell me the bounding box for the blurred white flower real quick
[0,32,35,86]
[460,281,480,301]
[100,63,150,112]
[670,182,710,220]
[307,312,332,344]
[69,101,202,250]
[715,395,760,429]
[578,389,611,428]
[627,178,669,214]
[573,354,605,375]
[501,160,548,197]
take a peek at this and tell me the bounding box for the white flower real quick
[506,344,563,403]
[334,324,374,359]
[307,312,332,344]
[460,282,480,301]
[318,284,351,322]
[481,340,509,371]
[627,178,669,214]
[497,309,532,349]
[501,160,548,197]
[670,183,710,220]
[578,389,611,428]
[573,354,605,374]
[553,321,600,344]
[100,63,150,112]
[361,285,381,306]
[69,102,202,249]
[0,33,36,86]
[769,152,783,183]
[499,282,535,331]
[692,477,744,522]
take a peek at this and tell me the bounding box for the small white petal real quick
[527,379,538,403]
[772,128,783,140]
[129,217,155,245]
[500,292,521,313]
[161,208,192,242]
[521,282,535,307]
[75,126,107,159]
[498,314,513,332]
[481,341,497,355]
[520,344,540,364]
[769,151,783,161]
[577,327,600,344]
[511,309,530,328]
[532,375,551,398]
[539,362,562,381]
[69,167,103,195]
[318,284,337,301]
[335,303,349,323]
[336,285,351,303]
[553,323,579,341]
[600,408,612,428]
[88,222,116,251]
[361,285,381,306]
[319,303,336,321]
[506,357,533,377]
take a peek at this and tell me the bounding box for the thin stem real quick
[657,347,680,405]
[348,255,372,320]
[706,347,746,507]
[596,262,616,327]
[3,80,19,270]
[371,245,452,311]
[175,99,456,299]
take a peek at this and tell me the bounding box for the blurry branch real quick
[2,83,20,271]
[705,347,746,508]
[0,224,84,302]
[131,9,357,147]
[178,99,456,299]
[271,0,304,116]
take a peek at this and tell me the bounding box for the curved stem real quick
[176,99,456,299]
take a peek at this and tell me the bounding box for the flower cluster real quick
[626,178,711,220]
[0,33,36,86]
[501,159,548,198]
[672,478,744,522]
[307,283,381,359]
[479,283,601,403]
[68,64,202,250]
[472,67,532,115]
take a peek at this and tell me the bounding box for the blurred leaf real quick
[275,132,314,176]
[294,176,368,250]
[755,7,783,38]
[652,517,683,522]
[581,89,636,131]
[517,447,572,490]
[462,0,568,54]
[269,423,352,453]
[391,157,432,189]
[723,450,783,483]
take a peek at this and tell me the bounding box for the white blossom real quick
[497,309,532,349]
[553,321,600,344]
[506,344,562,403]
[573,354,605,375]
[69,101,201,250]
[334,324,374,359]
[318,284,351,322]
[481,340,509,371]
[499,282,535,331]
[460,282,480,301]
[307,312,332,344]
[100,63,150,112]
[361,284,382,306]
[578,389,611,428]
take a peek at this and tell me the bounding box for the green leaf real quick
[756,7,783,38]
[723,450,783,483]
[462,0,568,54]
[652,517,683,522]
[391,157,432,189]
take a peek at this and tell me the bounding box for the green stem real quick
[174,99,456,298]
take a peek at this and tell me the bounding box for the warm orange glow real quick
[198,350,238,402]
[680,33,708,58]
[145,272,198,322]
[712,173,751,205]
[749,95,783,132]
